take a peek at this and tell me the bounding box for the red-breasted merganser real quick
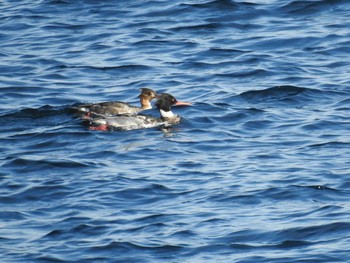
[76,88,157,116]
[88,93,191,131]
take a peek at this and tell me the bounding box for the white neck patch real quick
[160,109,175,118]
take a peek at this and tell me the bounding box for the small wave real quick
[88,241,184,255]
[197,47,248,57]
[243,119,274,130]
[182,0,240,10]
[334,98,350,110]
[276,0,347,15]
[233,184,348,204]
[218,220,350,256]
[3,157,91,174]
[0,105,67,119]
[0,211,27,221]
[238,85,308,101]
[41,21,89,31]
[306,141,350,149]
[277,221,350,242]
[74,64,152,72]
[0,86,48,96]
[4,183,73,202]
[230,239,312,250]
[109,184,180,205]
[237,85,348,107]
[216,68,270,79]
[170,22,224,33]
[41,223,108,240]
[44,0,71,4]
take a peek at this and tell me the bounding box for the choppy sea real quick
[1,0,350,262]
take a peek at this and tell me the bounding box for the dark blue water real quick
[1,0,350,262]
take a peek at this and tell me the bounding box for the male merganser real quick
[76,88,157,117]
[88,93,191,131]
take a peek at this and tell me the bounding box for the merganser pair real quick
[89,93,191,131]
[76,88,157,117]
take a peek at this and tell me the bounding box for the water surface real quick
[1,0,350,262]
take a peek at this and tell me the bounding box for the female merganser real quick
[76,88,157,116]
[88,93,191,131]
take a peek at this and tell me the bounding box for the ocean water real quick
[1,0,350,262]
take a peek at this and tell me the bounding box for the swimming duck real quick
[88,93,191,131]
[76,88,157,117]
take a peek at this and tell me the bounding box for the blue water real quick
[1,0,350,262]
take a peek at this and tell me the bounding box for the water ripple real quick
[1,0,350,262]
